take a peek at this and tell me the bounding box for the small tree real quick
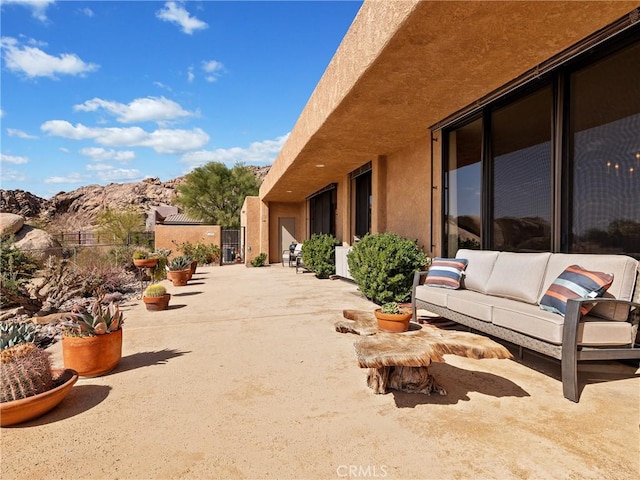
[301,233,340,279]
[95,206,145,244]
[176,162,260,227]
[347,232,429,305]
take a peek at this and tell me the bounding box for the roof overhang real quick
[260,0,639,203]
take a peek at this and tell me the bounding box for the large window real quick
[445,33,640,258]
[352,165,372,240]
[568,41,640,256]
[309,185,336,237]
[491,86,552,251]
[445,118,482,256]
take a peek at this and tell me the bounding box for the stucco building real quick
[242,1,640,265]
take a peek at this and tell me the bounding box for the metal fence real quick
[51,231,154,247]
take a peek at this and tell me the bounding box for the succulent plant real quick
[167,255,192,271]
[144,283,167,297]
[0,322,39,350]
[1,343,53,402]
[381,302,402,315]
[132,249,149,260]
[63,299,124,337]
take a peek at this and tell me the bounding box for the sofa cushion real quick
[456,249,499,294]
[485,252,551,304]
[414,285,449,307]
[446,290,496,322]
[539,265,614,316]
[540,254,638,321]
[492,300,634,346]
[425,257,468,289]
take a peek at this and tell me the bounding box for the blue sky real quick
[0,0,362,199]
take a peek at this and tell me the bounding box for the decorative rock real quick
[14,225,63,260]
[0,212,25,236]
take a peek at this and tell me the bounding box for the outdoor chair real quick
[282,243,302,267]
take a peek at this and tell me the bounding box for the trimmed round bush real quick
[347,232,429,305]
[301,233,340,279]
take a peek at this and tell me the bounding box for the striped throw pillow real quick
[425,258,468,289]
[539,265,614,316]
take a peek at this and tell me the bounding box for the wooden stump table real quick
[336,310,512,395]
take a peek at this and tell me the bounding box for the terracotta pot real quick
[374,308,412,333]
[167,269,190,286]
[133,258,158,268]
[190,260,198,275]
[143,293,171,311]
[1,369,78,427]
[62,328,123,377]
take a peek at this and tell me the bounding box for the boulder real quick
[14,225,63,260]
[0,212,25,236]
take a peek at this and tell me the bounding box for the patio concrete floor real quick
[1,264,639,480]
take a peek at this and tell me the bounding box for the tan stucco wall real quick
[241,196,262,266]
[155,225,222,264]
[384,135,433,255]
[268,202,306,262]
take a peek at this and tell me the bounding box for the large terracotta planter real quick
[62,328,123,377]
[143,293,171,311]
[374,309,412,333]
[1,369,78,427]
[167,269,190,286]
[133,258,158,268]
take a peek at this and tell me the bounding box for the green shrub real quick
[301,233,340,279]
[347,232,429,305]
[251,252,267,267]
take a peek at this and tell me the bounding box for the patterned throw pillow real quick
[425,258,469,289]
[539,265,614,316]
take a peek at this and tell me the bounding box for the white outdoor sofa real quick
[411,249,640,402]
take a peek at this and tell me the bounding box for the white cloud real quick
[156,1,208,35]
[80,7,93,17]
[1,36,99,79]
[0,169,27,182]
[73,96,194,124]
[59,147,70,153]
[7,128,37,139]
[80,147,135,162]
[154,81,172,92]
[202,59,224,82]
[1,153,29,164]
[92,167,142,183]
[44,172,87,184]
[41,120,210,154]
[180,134,289,169]
[187,66,195,83]
[2,0,55,22]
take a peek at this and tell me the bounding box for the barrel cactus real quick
[1,343,54,402]
[144,283,167,297]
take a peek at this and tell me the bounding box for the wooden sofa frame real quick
[411,271,640,402]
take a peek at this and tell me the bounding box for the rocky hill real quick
[0,166,270,232]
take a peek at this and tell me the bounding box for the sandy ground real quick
[1,264,639,480]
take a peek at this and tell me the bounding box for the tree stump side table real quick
[336,309,512,395]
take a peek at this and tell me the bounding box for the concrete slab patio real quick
[1,264,639,479]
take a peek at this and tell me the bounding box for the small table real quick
[336,310,512,395]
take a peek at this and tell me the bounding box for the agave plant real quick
[0,322,39,350]
[167,255,192,271]
[63,299,124,337]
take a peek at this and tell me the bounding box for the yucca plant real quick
[63,299,124,337]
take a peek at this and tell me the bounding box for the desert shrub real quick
[301,233,340,279]
[106,245,139,269]
[0,237,41,308]
[173,241,221,264]
[347,232,429,305]
[251,252,267,267]
[77,265,135,296]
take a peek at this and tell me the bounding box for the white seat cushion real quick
[485,252,551,304]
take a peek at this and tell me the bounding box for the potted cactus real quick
[373,302,413,333]
[1,328,78,426]
[62,299,124,377]
[166,255,192,286]
[142,283,171,311]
